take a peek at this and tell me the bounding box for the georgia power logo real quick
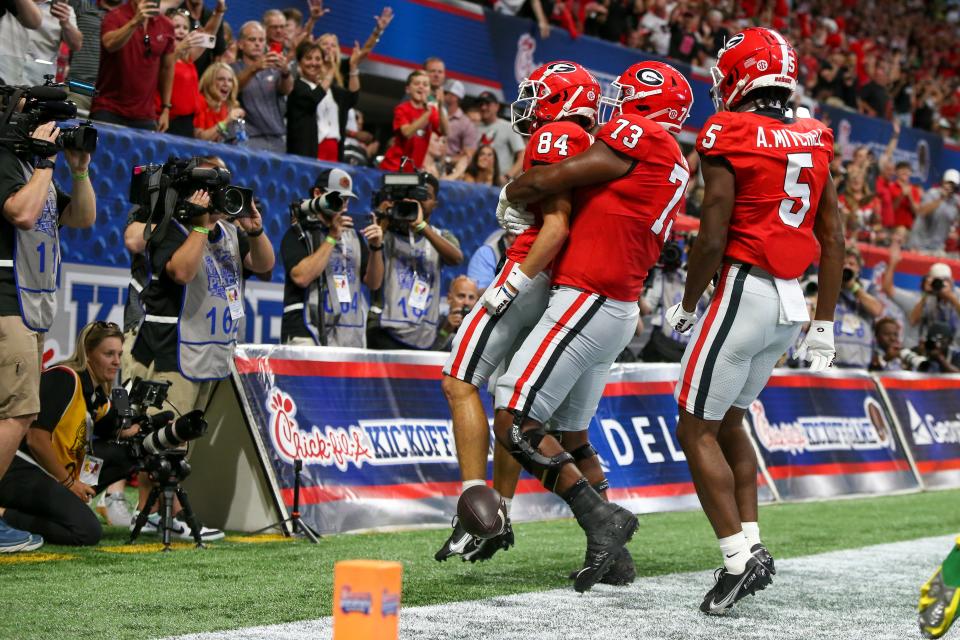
[637,68,664,86]
[267,388,373,470]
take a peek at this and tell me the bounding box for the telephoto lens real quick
[141,410,208,456]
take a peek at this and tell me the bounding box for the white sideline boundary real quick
[169,535,955,640]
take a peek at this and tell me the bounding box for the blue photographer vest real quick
[147,220,242,381]
[286,224,367,348]
[0,159,60,331]
[378,229,441,349]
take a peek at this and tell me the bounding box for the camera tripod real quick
[254,458,320,543]
[129,452,206,551]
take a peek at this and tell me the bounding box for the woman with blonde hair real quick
[194,62,246,143]
[0,322,139,546]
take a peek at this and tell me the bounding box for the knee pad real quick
[506,420,574,493]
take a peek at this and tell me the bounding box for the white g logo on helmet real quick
[637,68,664,86]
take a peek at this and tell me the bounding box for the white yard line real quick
[169,535,954,640]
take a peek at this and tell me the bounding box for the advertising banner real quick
[877,374,960,489]
[746,371,919,499]
[231,348,762,534]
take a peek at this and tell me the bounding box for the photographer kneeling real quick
[281,168,384,347]
[367,172,463,350]
[0,323,137,546]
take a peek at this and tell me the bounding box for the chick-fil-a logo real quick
[267,388,373,471]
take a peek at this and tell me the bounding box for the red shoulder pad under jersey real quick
[523,121,593,169]
[696,111,741,157]
[596,112,672,161]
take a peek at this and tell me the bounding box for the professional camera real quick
[290,192,344,228]
[112,378,209,458]
[842,267,856,284]
[374,172,430,222]
[0,78,98,156]
[129,156,254,231]
[931,278,946,292]
[658,240,684,272]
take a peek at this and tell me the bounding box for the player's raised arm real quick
[680,155,735,313]
[504,140,633,205]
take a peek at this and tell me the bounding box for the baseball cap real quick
[476,91,499,104]
[929,262,954,280]
[314,168,357,199]
[447,80,465,100]
[943,168,960,185]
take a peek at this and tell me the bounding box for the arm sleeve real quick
[280,228,309,272]
[36,369,77,433]
[55,181,71,215]
[467,245,497,289]
[149,226,188,281]
[358,237,369,280]
[237,229,250,263]
[439,228,460,250]
[0,148,27,213]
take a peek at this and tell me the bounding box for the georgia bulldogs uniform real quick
[444,90,596,388]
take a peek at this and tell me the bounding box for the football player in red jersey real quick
[664,28,845,614]
[436,61,602,563]
[493,60,694,593]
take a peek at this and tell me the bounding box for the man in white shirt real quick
[0,0,82,85]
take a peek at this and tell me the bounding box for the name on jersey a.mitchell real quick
[755,127,824,149]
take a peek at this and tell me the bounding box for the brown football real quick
[457,485,505,539]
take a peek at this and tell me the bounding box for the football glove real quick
[665,302,697,334]
[797,320,836,371]
[481,265,533,317]
[502,206,534,234]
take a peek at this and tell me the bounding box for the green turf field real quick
[2,490,958,640]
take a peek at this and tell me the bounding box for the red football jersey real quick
[506,121,593,263]
[696,110,835,279]
[553,113,688,301]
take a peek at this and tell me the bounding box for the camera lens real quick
[932,278,945,292]
[842,267,855,283]
[221,187,244,216]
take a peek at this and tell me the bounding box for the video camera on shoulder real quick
[112,378,208,459]
[129,156,254,231]
[0,76,97,157]
[374,172,430,222]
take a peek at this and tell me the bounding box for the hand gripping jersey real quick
[552,113,688,301]
[696,110,834,279]
[505,120,593,263]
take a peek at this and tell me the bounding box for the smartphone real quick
[268,42,283,55]
[196,33,217,49]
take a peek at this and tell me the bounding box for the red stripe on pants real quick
[507,291,591,410]
[448,260,514,377]
[677,264,732,411]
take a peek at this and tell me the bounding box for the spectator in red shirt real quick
[90,0,175,132]
[160,8,209,137]
[193,61,244,142]
[380,70,445,171]
[889,161,923,230]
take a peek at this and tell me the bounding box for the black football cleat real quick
[462,518,515,563]
[572,502,639,593]
[751,543,776,576]
[699,556,772,615]
[434,516,480,562]
[568,546,636,585]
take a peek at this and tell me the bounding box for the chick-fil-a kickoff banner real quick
[231,347,920,535]
[876,373,960,489]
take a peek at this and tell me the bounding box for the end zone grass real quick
[3,490,958,640]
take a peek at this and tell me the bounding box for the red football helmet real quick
[511,61,601,135]
[710,27,798,111]
[597,61,693,134]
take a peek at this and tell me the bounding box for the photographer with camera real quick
[126,155,273,414]
[908,169,960,253]
[908,263,960,349]
[0,86,96,550]
[281,168,383,347]
[914,322,960,374]
[433,275,478,351]
[0,322,138,546]
[367,171,463,350]
[639,238,709,363]
[831,247,885,368]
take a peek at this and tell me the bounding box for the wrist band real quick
[349,69,360,76]
[325,235,338,246]
[62,476,74,488]
[369,244,383,252]
[414,221,427,233]
[247,227,264,237]
[192,226,209,235]
[217,121,228,134]
[72,170,89,181]
[850,283,862,295]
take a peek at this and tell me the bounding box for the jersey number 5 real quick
[779,152,814,228]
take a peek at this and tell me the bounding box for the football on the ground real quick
[457,486,506,539]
